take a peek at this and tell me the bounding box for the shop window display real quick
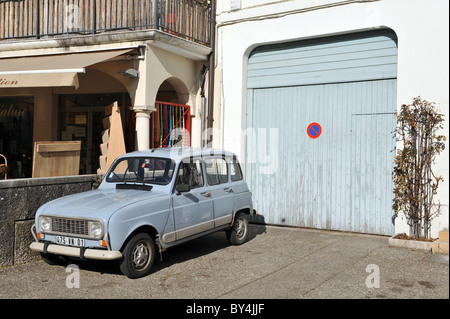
[59,93,129,175]
[0,96,34,178]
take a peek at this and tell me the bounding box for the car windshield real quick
[106,157,176,185]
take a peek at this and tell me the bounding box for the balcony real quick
[0,0,211,46]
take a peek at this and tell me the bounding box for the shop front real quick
[0,92,132,178]
[0,42,206,180]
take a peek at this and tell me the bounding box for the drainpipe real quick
[206,0,216,147]
[199,65,208,148]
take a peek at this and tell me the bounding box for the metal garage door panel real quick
[351,113,396,235]
[248,30,397,88]
[246,80,397,235]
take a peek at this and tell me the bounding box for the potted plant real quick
[390,97,446,250]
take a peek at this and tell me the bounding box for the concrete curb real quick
[388,236,433,252]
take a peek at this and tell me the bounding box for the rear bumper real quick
[30,242,122,260]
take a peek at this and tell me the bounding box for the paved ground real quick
[0,224,448,302]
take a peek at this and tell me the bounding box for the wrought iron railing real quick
[0,0,210,45]
[128,101,191,150]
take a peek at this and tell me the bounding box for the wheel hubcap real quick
[132,241,150,271]
[236,217,247,240]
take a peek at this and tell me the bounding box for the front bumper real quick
[29,242,122,260]
[29,223,122,261]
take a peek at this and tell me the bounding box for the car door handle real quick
[224,187,233,193]
[201,191,211,197]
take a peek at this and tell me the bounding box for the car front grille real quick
[51,217,89,236]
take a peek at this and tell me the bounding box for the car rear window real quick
[231,157,243,182]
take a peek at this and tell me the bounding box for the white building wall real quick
[216,0,449,237]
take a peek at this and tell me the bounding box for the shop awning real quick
[0,49,134,89]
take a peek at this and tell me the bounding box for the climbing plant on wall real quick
[392,97,446,239]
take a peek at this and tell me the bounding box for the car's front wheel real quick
[226,212,249,245]
[119,233,156,279]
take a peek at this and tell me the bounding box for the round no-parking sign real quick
[307,122,322,139]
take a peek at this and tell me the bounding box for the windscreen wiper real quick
[116,183,153,191]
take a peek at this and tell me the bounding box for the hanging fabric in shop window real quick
[149,101,191,148]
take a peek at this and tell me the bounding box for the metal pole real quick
[201,97,206,148]
[36,0,40,39]
[206,0,216,147]
[92,0,97,34]
[154,0,159,29]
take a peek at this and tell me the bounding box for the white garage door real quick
[246,30,398,235]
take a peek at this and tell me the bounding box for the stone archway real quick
[156,77,190,105]
[151,77,191,148]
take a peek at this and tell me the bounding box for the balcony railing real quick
[0,0,210,46]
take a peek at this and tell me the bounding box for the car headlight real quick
[39,216,51,232]
[89,221,103,239]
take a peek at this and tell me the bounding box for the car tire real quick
[119,233,156,279]
[226,212,249,245]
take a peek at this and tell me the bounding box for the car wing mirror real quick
[176,183,190,194]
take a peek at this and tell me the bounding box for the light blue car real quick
[30,148,254,278]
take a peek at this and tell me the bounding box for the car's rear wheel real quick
[119,233,156,279]
[226,212,249,245]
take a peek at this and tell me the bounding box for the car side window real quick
[205,157,228,185]
[230,157,243,182]
[176,159,204,189]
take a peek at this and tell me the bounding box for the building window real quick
[0,96,34,178]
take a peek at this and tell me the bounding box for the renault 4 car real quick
[30,148,254,278]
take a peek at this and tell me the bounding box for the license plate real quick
[55,236,85,247]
